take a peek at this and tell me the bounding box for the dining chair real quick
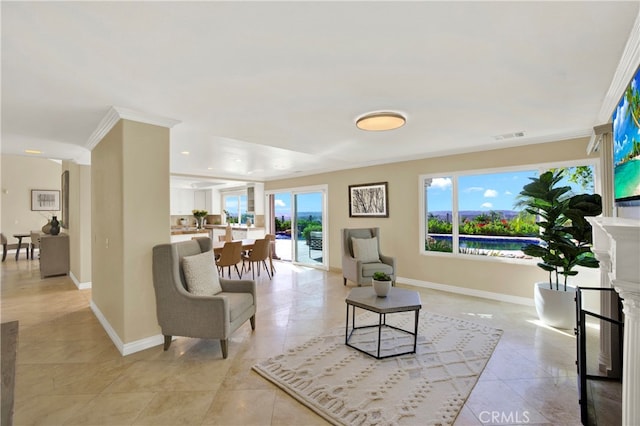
[215,240,243,278]
[242,238,272,279]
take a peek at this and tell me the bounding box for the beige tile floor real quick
[1,255,616,425]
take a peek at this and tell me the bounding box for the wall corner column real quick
[90,108,179,355]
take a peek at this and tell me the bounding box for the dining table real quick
[211,239,255,255]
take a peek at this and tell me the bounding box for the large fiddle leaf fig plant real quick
[518,170,602,291]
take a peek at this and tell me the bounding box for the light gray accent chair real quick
[341,227,396,286]
[152,237,256,359]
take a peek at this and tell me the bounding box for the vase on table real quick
[196,216,205,229]
[49,216,60,235]
[42,220,52,234]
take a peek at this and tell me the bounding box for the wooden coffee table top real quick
[346,287,422,314]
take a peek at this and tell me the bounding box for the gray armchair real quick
[342,228,396,286]
[152,237,256,358]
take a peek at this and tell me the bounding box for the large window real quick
[223,193,248,224]
[422,163,597,259]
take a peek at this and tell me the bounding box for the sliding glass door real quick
[293,191,324,266]
[266,185,327,270]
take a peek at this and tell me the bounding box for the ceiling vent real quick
[494,131,525,141]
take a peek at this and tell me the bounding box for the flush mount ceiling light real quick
[356,111,406,131]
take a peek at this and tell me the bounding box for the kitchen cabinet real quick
[209,226,265,241]
[211,227,226,241]
[193,189,221,214]
[233,228,265,240]
[194,190,207,211]
[170,188,195,215]
[247,186,255,213]
[251,183,264,214]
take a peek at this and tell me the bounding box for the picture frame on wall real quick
[31,189,60,211]
[348,181,389,217]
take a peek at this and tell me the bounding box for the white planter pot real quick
[373,279,392,297]
[533,282,577,330]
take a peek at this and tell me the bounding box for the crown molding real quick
[587,122,613,154]
[598,9,640,123]
[85,106,181,151]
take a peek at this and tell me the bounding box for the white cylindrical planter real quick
[534,282,576,329]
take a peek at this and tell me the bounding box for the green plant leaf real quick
[518,169,602,282]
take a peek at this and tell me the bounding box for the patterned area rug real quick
[253,311,502,426]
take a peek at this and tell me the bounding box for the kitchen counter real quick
[206,225,265,240]
[205,225,265,230]
[170,228,210,235]
[170,228,210,243]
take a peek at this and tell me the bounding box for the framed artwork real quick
[31,189,60,211]
[348,182,389,217]
[61,170,69,228]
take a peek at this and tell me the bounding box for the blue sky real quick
[612,68,640,165]
[427,168,593,212]
[225,192,321,216]
[428,170,537,212]
[273,192,322,217]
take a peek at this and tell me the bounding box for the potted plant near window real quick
[372,271,392,297]
[518,170,602,329]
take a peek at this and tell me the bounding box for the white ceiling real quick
[2,2,639,183]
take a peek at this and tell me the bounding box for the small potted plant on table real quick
[372,271,392,297]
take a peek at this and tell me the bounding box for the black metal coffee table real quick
[345,286,422,359]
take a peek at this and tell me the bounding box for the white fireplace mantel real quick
[588,217,640,426]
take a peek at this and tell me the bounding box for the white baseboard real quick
[397,276,534,306]
[90,300,164,356]
[69,271,91,290]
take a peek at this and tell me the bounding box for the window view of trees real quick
[423,165,597,258]
[272,215,322,240]
[223,194,247,224]
[274,216,291,233]
[425,177,453,252]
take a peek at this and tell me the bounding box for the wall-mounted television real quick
[612,65,640,204]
